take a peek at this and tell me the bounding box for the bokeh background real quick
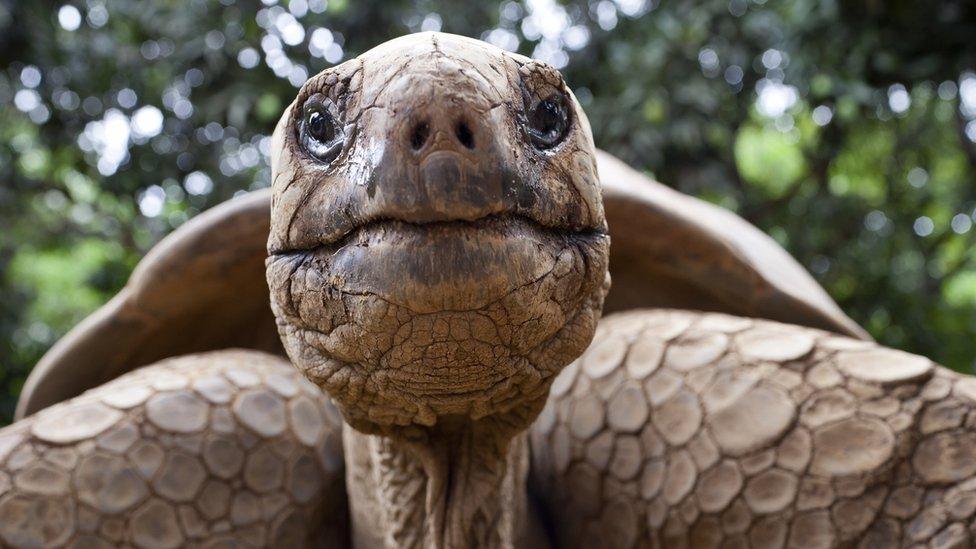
[1,0,975,423]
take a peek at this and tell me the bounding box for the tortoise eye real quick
[307,109,334,143]
[299,96,343,163]
[526,94,571,150]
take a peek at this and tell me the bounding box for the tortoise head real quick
[267,32,610,435]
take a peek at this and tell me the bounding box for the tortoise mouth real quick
[275,213,606,257]
[273,206,606,256]
[268,215,607,314]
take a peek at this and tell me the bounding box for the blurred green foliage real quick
[0,0,975,423]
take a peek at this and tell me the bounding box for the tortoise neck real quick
[343,421,532,548]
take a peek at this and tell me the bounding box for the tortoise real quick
[1,32,972,548]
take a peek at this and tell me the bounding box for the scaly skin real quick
[532,309,976,548]
[0,351,346,547]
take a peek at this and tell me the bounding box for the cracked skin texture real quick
[5,32,976,549]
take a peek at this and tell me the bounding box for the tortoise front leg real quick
[0,350,347,547]
[530,309,976,548]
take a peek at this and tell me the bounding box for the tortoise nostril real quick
[409,121,430,151]
[455,121,475,150]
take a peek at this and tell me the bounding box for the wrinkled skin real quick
[266,33,610,437]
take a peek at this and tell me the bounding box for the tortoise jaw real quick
[265,214,610,431]
[288,215,606,312]
[274,207,605,254]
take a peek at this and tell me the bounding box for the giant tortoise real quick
[1,33,972,548]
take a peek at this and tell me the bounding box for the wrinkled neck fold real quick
[343,421,533,549]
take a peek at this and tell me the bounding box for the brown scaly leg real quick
[0,350,347,548]
[530,309,976,548]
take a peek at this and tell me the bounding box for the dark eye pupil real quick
[299,97,344,163]
[532,101,561,134]
[526,94,568,149]
[307,110,334,142]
